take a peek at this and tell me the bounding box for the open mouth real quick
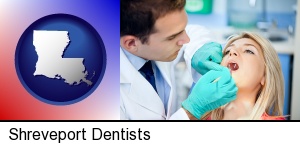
[227,63,239,71]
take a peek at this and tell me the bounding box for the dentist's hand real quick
[192,42,223,75]
[182,66,238,119]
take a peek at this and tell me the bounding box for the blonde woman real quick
[200,32,285,120]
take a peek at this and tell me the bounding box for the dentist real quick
[120,0,237,120]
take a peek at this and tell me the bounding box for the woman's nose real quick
[229,49,238,56]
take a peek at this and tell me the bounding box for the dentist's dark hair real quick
[121,0,186,44]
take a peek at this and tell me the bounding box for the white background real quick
[0,122,299,146]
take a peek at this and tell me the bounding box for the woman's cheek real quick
[220,59,226,67]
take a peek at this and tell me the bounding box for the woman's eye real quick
[224,50,230,55]
[245,49,254,54]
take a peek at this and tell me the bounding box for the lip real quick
[227,59,237,64]
[227,59,239,72]
[174,49,180,54]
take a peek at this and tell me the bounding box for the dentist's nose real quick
[177,31,190,46]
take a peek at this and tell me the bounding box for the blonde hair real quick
[201,32,284,120]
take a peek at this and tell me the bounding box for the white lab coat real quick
[120,25,213,120]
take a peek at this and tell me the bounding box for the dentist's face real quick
[221,38,265,92]
[137,9,190,62]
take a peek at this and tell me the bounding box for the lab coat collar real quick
[155,61,174,118]
[120,47,172,86]
[154,61,172,88]
[120,47,166,117]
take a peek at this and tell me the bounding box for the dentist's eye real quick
[167,36,176,40]
[245,49,254,54]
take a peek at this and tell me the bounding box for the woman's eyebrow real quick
[244,43,256,47]
[224,44,234,51]
[244,43,258,50]
[225,43,258,52]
